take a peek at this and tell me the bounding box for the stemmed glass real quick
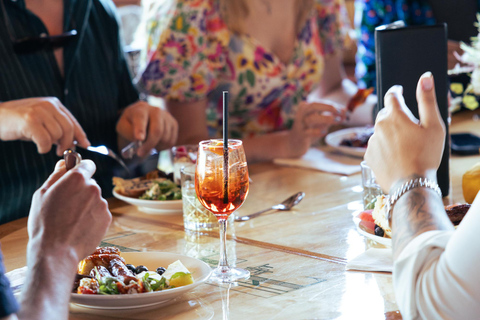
[195,139,250,283]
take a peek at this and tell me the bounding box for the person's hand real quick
[0,97,90,156]
[364,72,446,192]
[116,101,178,157]
[286,101,345,158]
[27,160,112,264]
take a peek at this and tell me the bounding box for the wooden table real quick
[2,110,479,320]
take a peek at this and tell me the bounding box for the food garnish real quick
[207,140,240,155]
[371,195,391,238]
[74,247,194,295]
[140,180,181,200]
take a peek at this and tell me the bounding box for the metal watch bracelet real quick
[385,177,442,228]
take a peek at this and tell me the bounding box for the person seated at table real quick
[0,159,112,320]
[136,0,377,163]
[365,72,480,319]
[0,0,178,224]
[355,0,479,90]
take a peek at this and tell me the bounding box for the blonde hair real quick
[220,0,315,35]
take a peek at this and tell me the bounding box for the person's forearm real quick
[391,174,454,260]
[18,249,77,320]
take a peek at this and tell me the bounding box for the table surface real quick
[1,110,479,320]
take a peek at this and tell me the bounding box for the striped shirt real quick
[0,0,139,224]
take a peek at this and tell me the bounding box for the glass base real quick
[208,266,250,283]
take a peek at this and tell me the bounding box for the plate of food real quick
[325,127,374,158]
[354,196,472,247]
[353,195,392,247]
[112,170,183,214]
[71,247,212,309]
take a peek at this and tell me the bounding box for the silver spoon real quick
[234,192,305,222]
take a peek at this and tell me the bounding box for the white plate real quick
[71,252,212,309]
[325,127,372,158]
[353,213,392,247]
[113,190,183,214]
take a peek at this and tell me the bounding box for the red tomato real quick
[358,210,374,223]
[77,287,96,294]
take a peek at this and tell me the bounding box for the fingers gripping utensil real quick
[121,140,142,159]
[121,141,159,159]
[234,192,305,222]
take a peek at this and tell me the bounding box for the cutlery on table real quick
[234,191,305,222]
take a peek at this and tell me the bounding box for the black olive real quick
[135,265,148,274]
[126,264,136,273]
[374,224,385,237]
[156,267,166,275]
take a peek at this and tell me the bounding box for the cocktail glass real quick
[195,139,250,283]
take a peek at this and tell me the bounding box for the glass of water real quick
[181,166,218,231]
[360,161,383,209]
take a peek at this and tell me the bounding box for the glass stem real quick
[218,218,229,269]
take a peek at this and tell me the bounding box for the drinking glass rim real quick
[180,164,196,175]
[172,144,199,152]
[198,139,243,148]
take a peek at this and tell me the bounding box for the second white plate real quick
[113,190,183,214]
[325,127,371,158]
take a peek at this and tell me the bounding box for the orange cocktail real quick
[195,139,250,283]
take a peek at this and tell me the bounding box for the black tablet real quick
[375,23,450,196]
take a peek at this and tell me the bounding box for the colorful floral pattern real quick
[138,0,347,139]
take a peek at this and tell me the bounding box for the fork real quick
[121,140,159,159]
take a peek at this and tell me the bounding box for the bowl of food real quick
[112,170,183,214]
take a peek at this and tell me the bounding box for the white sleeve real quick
[394,195,480,320]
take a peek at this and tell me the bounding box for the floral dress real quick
[138,0,348,139]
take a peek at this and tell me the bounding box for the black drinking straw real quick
[223,91,229,204]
